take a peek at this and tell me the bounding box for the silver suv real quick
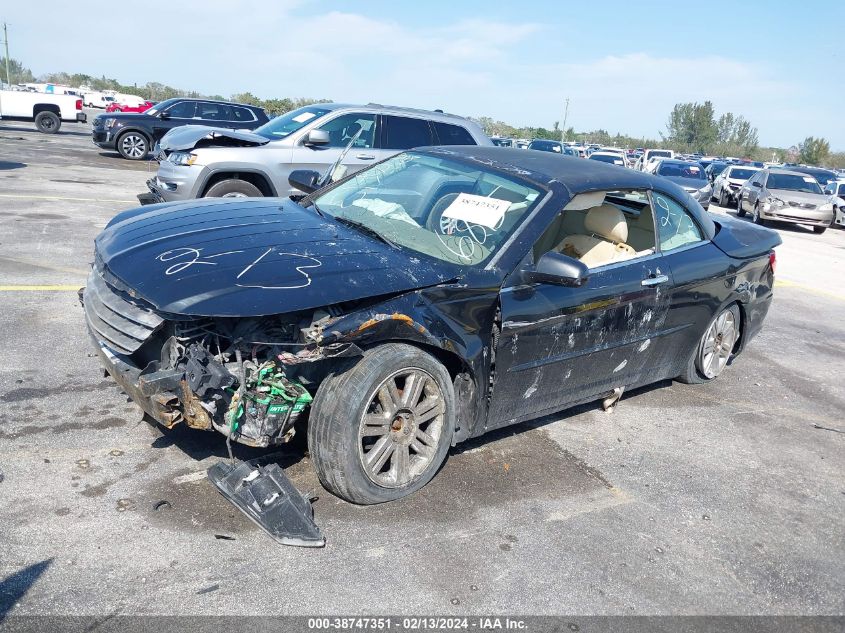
[143,103,491,202]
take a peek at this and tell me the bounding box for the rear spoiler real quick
[711,214,782,259]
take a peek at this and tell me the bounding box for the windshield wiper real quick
[309,200,325,217]
[333,216,399,249]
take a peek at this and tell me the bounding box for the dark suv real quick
[92,98,269,160]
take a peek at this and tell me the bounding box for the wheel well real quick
[201,171,274,197]
[733,300,746,351]
[116,128,151,143]
[33,104,60,118]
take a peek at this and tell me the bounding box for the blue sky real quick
[5,0,844,149]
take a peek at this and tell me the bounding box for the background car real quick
[787,165,838,189]
[527,139,563,153]
[823,180,845,228]
[712,165,760,207]
[635,148,674,171]
[144,103,491,202]
[92,97,269,160]
[738,168,834,233]
[589,151,627,166]
[653,159,711,209]
[105,100,155,113]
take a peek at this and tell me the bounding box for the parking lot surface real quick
[0,118,843,616]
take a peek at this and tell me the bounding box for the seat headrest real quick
[585,204,628,243]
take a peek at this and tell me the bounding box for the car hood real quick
[767,189,826,205]
[158,125,270,151]
[664,176,708,190]
[95,198,461,317]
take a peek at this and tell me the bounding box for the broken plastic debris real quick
[207,460,325,548]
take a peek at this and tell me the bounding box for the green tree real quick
[798,136,830,166]
[3,58,34,84]
[664,101,718,153]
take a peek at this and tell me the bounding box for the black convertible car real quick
[83,147,781,546]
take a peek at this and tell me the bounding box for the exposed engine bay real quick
[134,312,360,448]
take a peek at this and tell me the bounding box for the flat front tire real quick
[677,303,741,384]
[308,343,456,505]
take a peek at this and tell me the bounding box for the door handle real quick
[642,274,669,286]
[356,153,376,160]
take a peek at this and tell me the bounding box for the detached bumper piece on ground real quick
[208,460,325,547]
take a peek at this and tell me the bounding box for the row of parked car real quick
[84,96,844,234]
[523,139,843,235]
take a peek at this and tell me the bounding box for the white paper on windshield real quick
[803,176,816,183]
[292,112,317,123]
[441,193,511,229]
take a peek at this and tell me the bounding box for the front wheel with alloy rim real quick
[308,343,456,504]
[116,131,149,160]
[752,203,766,226]
[719,188,730,208]
[203,179,263,198]
[736,195,746,217]
[678,303,741,384]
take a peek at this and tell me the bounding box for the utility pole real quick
[3,23,10,88]
[561,98,570,142]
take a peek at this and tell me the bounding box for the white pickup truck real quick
[0,90,87,133]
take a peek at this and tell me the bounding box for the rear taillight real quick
[769,250,777,275]
[75,99,83,110]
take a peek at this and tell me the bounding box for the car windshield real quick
[529,141,561,152]
[658,163,705,179]
[254,106,333,140]
[145,98,178,116]
[590,154,623,164]
[800,170,836,186]
[311,152,544,267]
[729,168,757,180]
[767,173,823,194]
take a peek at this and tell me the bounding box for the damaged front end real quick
[82,271,368,547]
[84,268,359,448]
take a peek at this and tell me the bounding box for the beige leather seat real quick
[554,204,636,268]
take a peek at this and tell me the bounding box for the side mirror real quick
[159,111,170,120]
[304,129,330,146]
[751,181,761,188]
[288,169,322,194]
[524,251,589,287]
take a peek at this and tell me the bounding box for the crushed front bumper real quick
[88,331,326,548]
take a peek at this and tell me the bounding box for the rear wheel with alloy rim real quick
[678,304,741,384]
[308,343,455,504]
[116,131,149,160]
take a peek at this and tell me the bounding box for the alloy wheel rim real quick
[699,310,737,379]
[222,192,248,198]
[121,135,146,158]
[358,367,445,488]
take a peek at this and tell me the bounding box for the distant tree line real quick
[6,58,844,168]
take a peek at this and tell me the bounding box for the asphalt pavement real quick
[0,116,843,616]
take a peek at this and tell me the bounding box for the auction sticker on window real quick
[441,193,511,229]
